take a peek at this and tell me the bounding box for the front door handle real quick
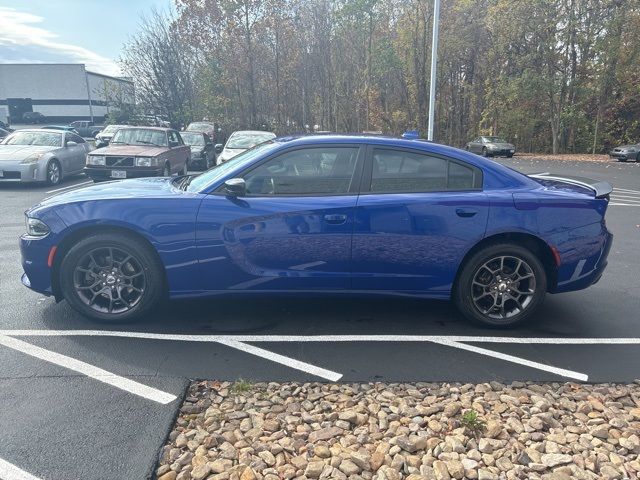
[324,214,347,225]
[456,208,478,218]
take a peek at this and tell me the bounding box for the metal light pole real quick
[427,0,440,141]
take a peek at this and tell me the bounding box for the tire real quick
[59,232,165,323]
[481,147,488,157]
[636,153,640,163]
[162,163,171,177]
[506,153,514,158]
[46,159,62,185]
[181,161,189,175]
[454,243,547,327]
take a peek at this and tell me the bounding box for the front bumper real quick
[609,151,634,161]
[487,148,515,156]
[0,161,46,183]
[84,166,163,180]
[20,235,55,296]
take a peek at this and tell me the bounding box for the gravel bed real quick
[156,381,640,480]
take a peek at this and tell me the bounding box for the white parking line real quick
[2,330,638,381]
[45,180,92,194]
[431,339,588,381]
[0,335,177,405]
[217,339,342,381]
[0,456,42,480]
[613,187,640,194]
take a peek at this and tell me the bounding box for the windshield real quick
[185,141,277,193]
[181,132,205,146]
[187,123,213,132]
[484,136,507,143]
[227,132,275,149]
[3,131,62,147]
[111,128,168,147]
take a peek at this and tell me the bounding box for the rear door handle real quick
[456,208,478,218]
[324,214,347,225]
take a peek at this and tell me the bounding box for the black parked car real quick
[22,111,45,124]
[180,131,216,170]
[609,143,640,162]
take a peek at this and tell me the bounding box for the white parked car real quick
[216,130,276,164]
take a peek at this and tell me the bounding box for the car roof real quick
[7,129,63,134]
[231,130,276,136]
[119,126,172,132]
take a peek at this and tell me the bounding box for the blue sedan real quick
[20,135,613,326]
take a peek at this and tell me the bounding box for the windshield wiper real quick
[136,140,162,146]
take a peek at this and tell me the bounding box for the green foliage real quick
[230,378,252,394]
[120,0,640,150]
[460,409,486,436]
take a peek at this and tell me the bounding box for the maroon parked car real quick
[85,127,190,182]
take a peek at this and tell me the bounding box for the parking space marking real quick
[0,335,177,404]
[45,180,92,194]
[610,188,640,206]
[2,330,638,381]
[431,339,588,381]
[217,339,343,381]
[0,456,42,480]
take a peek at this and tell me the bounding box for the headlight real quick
[87,155,106,166]
[20,152,45,164]
[135,157,158,167]
[25,217,50,237]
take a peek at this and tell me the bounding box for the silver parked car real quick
[216,130,276,163]
[466,136,516,158]
[0,129,92,185]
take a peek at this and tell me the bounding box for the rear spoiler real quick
[529,172,613,199]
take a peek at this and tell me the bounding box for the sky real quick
[0,0,174,77]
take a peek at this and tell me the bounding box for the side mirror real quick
[215,144,223,154]
[224,178,246,197]
[66,141,77,147]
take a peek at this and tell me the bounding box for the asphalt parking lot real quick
[0,157,639,479]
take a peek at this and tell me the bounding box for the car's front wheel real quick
[59,233,165,322]
[481,147,488,157]
[162,162,171,177]
[46,159,62,185]
[454,243,547,327]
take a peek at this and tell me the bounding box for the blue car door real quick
[351,146,489,295]
[195,144,364,292]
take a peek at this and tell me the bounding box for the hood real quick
[93,144,168,157]
[31,178,189,212]
[220,147,245,159]
[612,144,639,151]
[0,145,57,160]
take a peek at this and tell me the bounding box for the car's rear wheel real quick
[454,243,547,327]
[46,159,62,185]
[59,233,165,322]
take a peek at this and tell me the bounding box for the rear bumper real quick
[84,166,163,180]
[551,223,613,293]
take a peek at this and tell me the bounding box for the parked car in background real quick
[0,128,10,141]
[41,125,80,134]
[0,120,12,131]
[85,126,190,182]
[609,143,640,162]
[131,115,171,128]
[95,124,128,148]
[69,121,104,138]
[0,129,91,184]
[20,135,613,326]
[22,111,45,124]
[180,131,216,170]
[466,136,515,158]
[186,121,218,141]
[216,130,276,163]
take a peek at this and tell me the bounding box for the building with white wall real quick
[0,64,134,124]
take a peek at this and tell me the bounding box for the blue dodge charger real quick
[20,135,613,326]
